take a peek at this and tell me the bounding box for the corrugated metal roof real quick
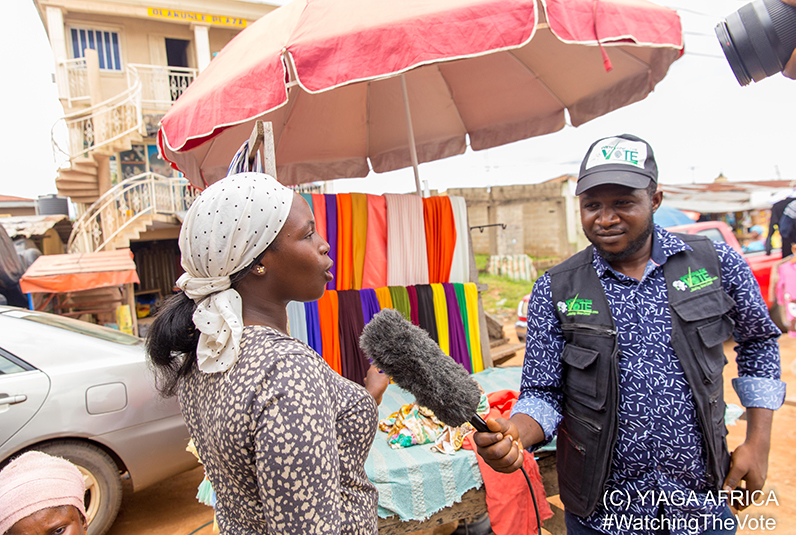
[0,215,73,243]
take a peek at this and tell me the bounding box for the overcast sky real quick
[3,0,795,200]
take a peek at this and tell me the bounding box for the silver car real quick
[0,306,197,535]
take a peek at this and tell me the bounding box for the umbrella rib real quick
[433,64,468,136]
[506,50,567,110]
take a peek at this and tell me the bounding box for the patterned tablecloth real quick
[365,366,523,521]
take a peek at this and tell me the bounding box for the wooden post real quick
[247,120,277,178]
[125,282,139,337]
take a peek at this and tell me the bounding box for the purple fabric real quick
[304,301,322,355]
[443,283,471,373]
[406,285,420,325]
[360,288,381,326]
[325,194,338,290]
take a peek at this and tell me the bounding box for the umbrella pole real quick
[400,74,423,196]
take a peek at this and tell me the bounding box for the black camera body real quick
[716,0,796,85]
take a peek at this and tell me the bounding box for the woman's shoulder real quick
[239,325,325,371]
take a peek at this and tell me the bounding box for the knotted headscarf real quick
[177,173,293,373]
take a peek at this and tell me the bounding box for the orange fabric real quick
[422,197,457,283]
[374,286,393,310]
[19,249,140,293]
[463,390,553,535]
[336,194,353,291]
[311,193,327,242]
[362,195,388,289]
[316,290,341,374]
[351,193,368,290]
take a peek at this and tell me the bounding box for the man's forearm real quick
[510,412,546,450]
[744,407,773,452]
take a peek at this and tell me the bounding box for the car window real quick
[0,309,141,346]
[0,354,27,374]
[695,228,726,243]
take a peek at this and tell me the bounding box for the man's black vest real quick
[548,233,734,518]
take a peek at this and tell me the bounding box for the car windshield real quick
[0,309,141,345]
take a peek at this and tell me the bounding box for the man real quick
[474,134,786,535]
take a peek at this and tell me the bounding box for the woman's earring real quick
[255,266,265,275]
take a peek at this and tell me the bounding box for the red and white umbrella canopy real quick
[159,0,683,189]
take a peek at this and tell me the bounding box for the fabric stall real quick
[285,192,483,385]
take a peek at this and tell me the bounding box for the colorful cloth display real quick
[385,194,429,286]
[352,193,368,290]
[325,194,338,290]
[423,197,457,284]
[375,286,393,310]
[338,290,370,386]
[336,194,353,291]
[444,283,471,373]
[363,195,388,289]
[430,283,450,355]
[317,289,341,374]
[448,196,470,284]
[286,301,308,346]
[414,284,439,344]
[311,193,327,242]
[388,286,412,322]
[304,300,322,355]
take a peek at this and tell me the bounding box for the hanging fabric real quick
[363,195,388,289]
[388,286,412,321]
[423,196,457,284]
[336,193,354,291]
[351,193,368,290]
[430,283,450,355]
[311,193,327,243]
[286,301,308,346]
[385,194,429,286]
[360,288,381,325]
[453,283,472,361]
[300,193,314,214]
[304,300,323,356]
[463,282,484,373]
[414,284,439,344]
[406,285,420,326]
[338,290,371,386]
[375,286,393,310]
[227,139,264,176]
[317,290,341,374]
[448,196,471,284]
[325,195,338,290]
[444,283,471,374]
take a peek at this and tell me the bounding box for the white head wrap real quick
[177,172,293,373]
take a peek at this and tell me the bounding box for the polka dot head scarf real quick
[177,173,293,373]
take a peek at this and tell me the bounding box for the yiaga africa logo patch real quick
[557,294,599,316]
[673,267,718,292]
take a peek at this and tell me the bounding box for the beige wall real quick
[448,179,586,260]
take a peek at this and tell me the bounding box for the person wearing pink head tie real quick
[0,451,87,535]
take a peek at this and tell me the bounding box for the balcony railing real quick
[68,173,196,253]
[58,58,90,106]
[128,64,198,112]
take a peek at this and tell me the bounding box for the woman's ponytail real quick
[146,291,199,397]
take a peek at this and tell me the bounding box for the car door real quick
[0,348,50,448]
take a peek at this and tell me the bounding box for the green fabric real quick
[388,286,412,321]
[300,193,314,212]
[453,283,471,358]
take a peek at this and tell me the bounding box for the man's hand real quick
[472,418,525,473]
[784,0,796,79]
[723,408,774,511]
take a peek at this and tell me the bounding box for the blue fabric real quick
[366,366,522,521]
[304,301,322,355]
[300,193,313,213]
[360,288,381,326]
[512,226,783,535]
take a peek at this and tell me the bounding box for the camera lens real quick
[715,0,796,86]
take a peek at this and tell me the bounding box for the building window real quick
[70,28,122,71]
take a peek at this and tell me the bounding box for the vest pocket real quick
[561,344,606,410]
[557,411,601,509]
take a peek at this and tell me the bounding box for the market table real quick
[366,367,566,534]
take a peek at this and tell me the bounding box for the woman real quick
[147,173,388,534]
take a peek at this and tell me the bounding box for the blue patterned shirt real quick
[513,226,785,534]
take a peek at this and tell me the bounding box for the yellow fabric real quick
[352,193,368,290]
[464,283,484,373]
[375,286,393,310]
[430,283,449,355]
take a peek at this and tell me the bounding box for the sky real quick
[2,0,795,201]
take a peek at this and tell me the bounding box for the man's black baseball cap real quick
[576,134,658,195]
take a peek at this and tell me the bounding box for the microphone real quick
[359,308,489,432]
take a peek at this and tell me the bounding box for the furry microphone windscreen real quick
[359,308,481,427]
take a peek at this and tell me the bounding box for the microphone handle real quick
[469,414,490,433]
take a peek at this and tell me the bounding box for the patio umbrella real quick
[159,0,683,191]
[654,204,696,228]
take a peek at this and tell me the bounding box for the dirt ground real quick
[107,333,796,535]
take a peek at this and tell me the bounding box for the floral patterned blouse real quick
[179,325,379,534]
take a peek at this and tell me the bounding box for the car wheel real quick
[34,441,123,535]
